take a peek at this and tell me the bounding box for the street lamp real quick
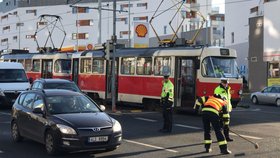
[8,13,21,49]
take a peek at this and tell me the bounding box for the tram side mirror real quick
[195,59,200,69]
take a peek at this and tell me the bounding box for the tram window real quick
[18,59,24,67]
[92,59,104,74]
[25,59,32,71]
[136,57,152,75]
[32,60,40,72]
[54,59,71,73]
[11,59,17,62]
[154,57,171,76]
[80,58,92,73]
[202,56,239,78]
[121,57,135,75]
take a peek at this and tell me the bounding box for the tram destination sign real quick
[220,49,230,56]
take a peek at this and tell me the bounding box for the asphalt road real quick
[1,101,280,158]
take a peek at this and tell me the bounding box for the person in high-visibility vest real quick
[159,75,174,133]
[214,77,233,142]
[202,94,231,154]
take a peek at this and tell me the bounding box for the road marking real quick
[175,124,202,130]
[124,139,178,153]
[230,133,263,140]
[234,108,261,112]
[0,112,10,116]
[135,117,157,122]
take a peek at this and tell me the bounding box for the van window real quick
[0,69,28,82]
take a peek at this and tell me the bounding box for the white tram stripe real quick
[124,139,178,153]
[174,124,202,130]
[135,117,157,122]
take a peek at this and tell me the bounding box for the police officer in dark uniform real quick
[159,75,174,133]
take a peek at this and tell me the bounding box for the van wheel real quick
[45,131,60,155]
[11,121,23,142]
[276,99,280,107]
[252,96,258,104]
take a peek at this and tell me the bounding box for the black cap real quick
[163,75,169,79]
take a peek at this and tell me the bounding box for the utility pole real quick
[98,0,102,44]
[111,0,117,112]
[76,5,79,52]
[128,0,131,47]
[206,0,208,45]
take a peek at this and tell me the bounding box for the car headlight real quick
[56,124,77,135]
[0,89,5,97]
[113,120,122,133]
[238,90,243,95]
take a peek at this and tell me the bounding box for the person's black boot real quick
[221,149,232,154]
[226,137,234,142]
[205,148,212,153]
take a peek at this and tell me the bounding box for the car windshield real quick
[46,95,100,114]
[0,69,28,82]
[44,82,81,92]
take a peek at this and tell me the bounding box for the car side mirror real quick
[99,105,106,111]
[33,107,44,114]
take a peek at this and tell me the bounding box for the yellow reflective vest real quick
[214,84,232,112]
[161,80,174,102]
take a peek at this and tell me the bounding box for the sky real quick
[212,0,225,13]
[0,0,225,13]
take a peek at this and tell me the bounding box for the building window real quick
[137,3,148,9]
[133,16,148,22]
[37,22,47,26]
[26,9,37,16]
[231,32,234,43]
[120,3,133,11]
[76,19,93,26]
[116,17,128,24]
[1,38,8,45]
[119,31,129,38]
[164,26,167,34]
[13,36,18,41]
[26,35,36,39]
[72,33,89,40]
[14,0,16,6]
[2,26,11,32]
[72,7,89,14]
[1,15,8,21]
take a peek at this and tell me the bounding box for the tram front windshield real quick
[202,56,240,78]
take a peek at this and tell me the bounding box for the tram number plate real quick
[88,136,108,143]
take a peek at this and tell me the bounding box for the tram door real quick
[175,58,196,108]
[105,59,119,101]
[72,59,79,84]
[42,60,53,78]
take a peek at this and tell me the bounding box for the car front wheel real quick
[252,96,259,104]
[45,131,60,155]
[276,99,280,107]
[11,121,23,142]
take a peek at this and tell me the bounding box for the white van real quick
[0,62,30,107]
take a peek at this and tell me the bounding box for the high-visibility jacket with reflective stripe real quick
[161,79,174,102]
[214,84,232,112]
[193,96,208,110]
[202,96,228,115]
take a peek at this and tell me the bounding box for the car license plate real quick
[88,136,108,143]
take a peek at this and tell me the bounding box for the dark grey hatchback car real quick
[11,89,122,155]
